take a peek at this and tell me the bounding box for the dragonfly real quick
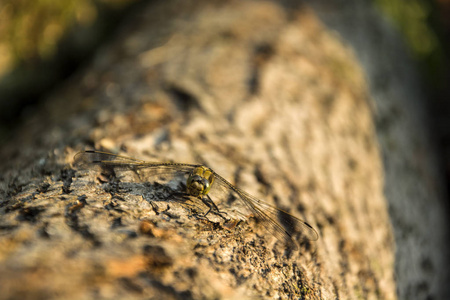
[73,150,319,248]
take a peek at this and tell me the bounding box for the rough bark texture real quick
[0,1,448,299]
[309,1,450,299]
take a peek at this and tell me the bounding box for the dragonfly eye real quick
[186,167,215,197]
[187,175,210,197]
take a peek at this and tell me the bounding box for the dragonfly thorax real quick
[186,166,215,197]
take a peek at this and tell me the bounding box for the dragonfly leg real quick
[201,195,229,221]
[168,192,229,221]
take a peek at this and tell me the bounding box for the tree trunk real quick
[0,1,448,299]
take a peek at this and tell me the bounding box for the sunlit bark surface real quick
[0,1,448,299]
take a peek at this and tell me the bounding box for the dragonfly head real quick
[187,166,215,197]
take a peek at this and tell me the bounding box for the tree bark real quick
[0,1,448,299]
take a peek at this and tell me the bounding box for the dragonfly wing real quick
[213,173,319,246]
[240,194,319,241]
[73,151,197,183]
[73,150,147,169]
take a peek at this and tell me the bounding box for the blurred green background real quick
[0,0,137,77]
[376,0,449,88]
[0,0,143,138]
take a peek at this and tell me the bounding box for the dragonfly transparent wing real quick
[73,150,198,181]
[73,150,147,169]
[212,172,319,246]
